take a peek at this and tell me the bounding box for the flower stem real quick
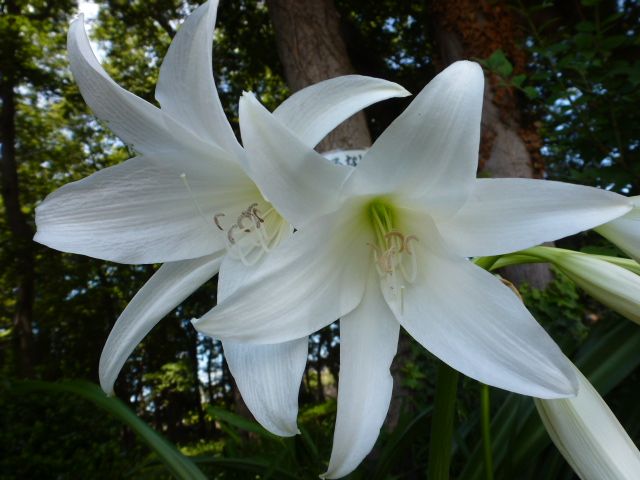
[480,384,494,480]
[473,255,501,271]
[427,360,459,480]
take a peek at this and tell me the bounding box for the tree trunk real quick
[429,0,553,289]
[0,0,36,377]
[266,0,371,151]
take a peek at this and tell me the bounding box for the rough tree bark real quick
[0,0,36,377]
[266,0,371,151]
[430,0,553,289]
[266,0,411,432]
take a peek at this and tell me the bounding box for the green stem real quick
[428,361,459,480]
[473,255,502,271]
[480,384,494,480]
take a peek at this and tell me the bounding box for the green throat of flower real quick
[367,199,418,313]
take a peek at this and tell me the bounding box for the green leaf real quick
[601,35,628,50]
[575,21,595,32]
[574,33,593,49]
[511,74,527,87]
[207,405,281,440]
[428,361,459,480]
[194,456,300,478]
[372,406,433,480]
[486,49,513,77]
[13,380,207,480]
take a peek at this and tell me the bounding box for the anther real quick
[214,213,226,231]
[227,225,238,245]
[404,235,418,254]
[251,206,265,223]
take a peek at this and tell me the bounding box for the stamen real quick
[404,235,418,254]
[227,225,238,245]
[216,203,287,266]
[251,206,265,224]
[237,211,254,230]
[213,213,225,231]
[180,173,211,226]
[368,200,420,311]
[385,231,405,252]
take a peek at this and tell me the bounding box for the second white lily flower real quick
[34,0,409,437]
[194,60,633,478]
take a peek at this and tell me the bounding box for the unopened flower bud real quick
[596,196,640,263]
[535,365,640,479]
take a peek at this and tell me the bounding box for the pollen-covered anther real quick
[213,213,225,231]
[227,224,238,245]
[404,235,418,254]
[214,202,286,266]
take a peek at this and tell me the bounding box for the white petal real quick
[346,61,483,201]
[223,339,307,437]
[34,156,255,263]
[239,93,353,226]
[535,365,640,479]
[68,16,233,167]
[155,0,243,157]
[436,179,632,257]
[273,75,410,148]
[217,256,307,436]
[596,196,640,263]
[193,205,371,343]
[323,269,399,479]
[99,252,223,394]
[393,216,577,398]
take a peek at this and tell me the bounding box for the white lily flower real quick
[596,195,640,263]
[193,60,633,478]
[524,247,640,325]
[535,365,640,479]
[33,0,410,436]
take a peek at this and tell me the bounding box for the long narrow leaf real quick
[371,406,433,480]
[206,405,281,440]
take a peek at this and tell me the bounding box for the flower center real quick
[368,199,418,313]
[179,173,289,265]
[214,202,288,266]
